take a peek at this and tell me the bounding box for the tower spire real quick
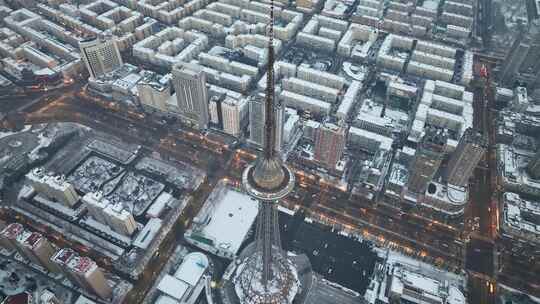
[263,0,276,160]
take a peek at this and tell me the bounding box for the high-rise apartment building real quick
[527,151,540,180]
[70,256,112,300]
[0,223,24,252]
[445,128,487,187]
[172,62,209,129]
[314,122,347,170]
[407,128,447,194]
[103,203,137,236]
[499,20,540,87]
[56,251,113,300]
[16,231,62,274]
[26,168,79,207]
[248,95,284,152]
[82,192,137,236]
[79,34,123,79]
[52,248,80,284]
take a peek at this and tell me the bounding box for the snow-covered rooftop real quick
[366,251,466,304]
[133,218,163,249]
[503,192,540,242]
[157,275,189,300]
[74,295,98,304]
[186,182,259,257]
[173,252,209,286]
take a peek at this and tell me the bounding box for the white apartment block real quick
[296,14,349,52]
[221,96,248,137]
[82,191,137,236]
[282,77,340,103]
[26,168,79,207]
[338,23,378,59]
[179,0,302,41]
[4,9,83,78]
[79,0,151,50]
[225,34,282,66]
[336,80,362,120]
[376,34,414,71]
[280,91,331,116]
[409,80,473,151]
[348,126,393,153]
[133,27,208,67]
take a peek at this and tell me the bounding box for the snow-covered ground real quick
[0,125,32,140]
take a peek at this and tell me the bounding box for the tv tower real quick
[231,0,301,302]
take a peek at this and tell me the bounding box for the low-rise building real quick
[366,261,466,304]
[154,252,209,304]
[497,144,540,198]
[409,80,473,151]
[501,192,540,244]
[184,181,258,259]
[423,181,468,217]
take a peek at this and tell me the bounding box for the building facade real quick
[221,97,248,137]
[314,122,347,170]
[172,62,209,129]
[79,35,123,79]
[407,128,447,194]
[527,151,540,180]
[445,128,487,187]
[498,20,540,87]
[248,96,284,152]
[138,81,171,113]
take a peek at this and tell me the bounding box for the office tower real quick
[172,62,209,129]
[231,1,301,302]
[499,20,540,86]
[407,128,447,194]
[137,81,171,113]
[445,128,487,187]
[528,151,540,180]
[79,34,123,79]
[314,122,347,170]
[221,97,248,137]
[498,36,530,85]
[0,223,24,252]
[65,254,113,300]
[249,95,284,152]
[16,231,62,274]
[208,96,222,127]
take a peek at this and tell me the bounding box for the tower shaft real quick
[263,0,276,161]
[255,201,282,287]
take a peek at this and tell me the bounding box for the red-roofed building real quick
[0,223,24,251]
[2,292,31,304]
[16,231,61,274]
